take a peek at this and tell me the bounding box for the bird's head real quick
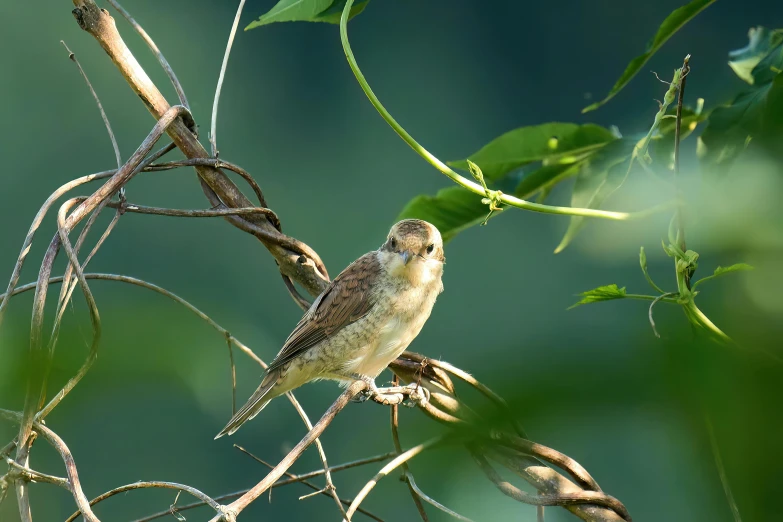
[380,219,444,285]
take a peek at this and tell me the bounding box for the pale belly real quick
[343,314,423,378]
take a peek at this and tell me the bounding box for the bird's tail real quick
[214,370,280,439]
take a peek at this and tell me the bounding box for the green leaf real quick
[246,0,335,29]
[699,72,783,168]
[313,0,371,24]
[449,123,616,180]
[515,162,583,199]
[582,0,717,113]
[397,186,489,243]
[569,284,627,309]
[728,27,783,84]
[554,139,637,253]
[693,263,754,289]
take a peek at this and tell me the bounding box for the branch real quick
[233,446,382,522]
[344,437,444,521]
[0,410,100,522]
[210,0,247,157]
[131,451,396,522]
[63,481,223,522]
[208,381,367,521]
[71,0,329,297]
[337,0,671,221]
[105,0,190,110]
[390,376,429,521]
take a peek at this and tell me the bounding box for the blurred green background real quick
[2,1,782,521]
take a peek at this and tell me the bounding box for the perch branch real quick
[207,381,366,521]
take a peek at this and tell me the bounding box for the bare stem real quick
[208,381,366,520]
[211,0,247,157]
[338,0,670,221]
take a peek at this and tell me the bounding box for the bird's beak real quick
[400,250,413,265]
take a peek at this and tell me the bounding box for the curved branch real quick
[63,481,222,522]
[344,436,443,521]
[71,0,329,296]
[0,410,100,522]
[338,0,671,221]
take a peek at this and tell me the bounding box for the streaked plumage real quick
[215,219,445,438]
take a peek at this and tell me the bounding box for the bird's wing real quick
[266,252,381,373]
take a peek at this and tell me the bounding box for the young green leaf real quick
[582,0,717,113]
[693,263,754,289]
[449,123,616,180]
[396,186,490,243]
[569,284,627,309]
[554,139,637,253]
[245,0,368,29]
[728,27,783,84]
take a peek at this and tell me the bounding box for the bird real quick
[215,219,445,438]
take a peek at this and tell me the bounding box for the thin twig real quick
[4,457,70,490]
[705,415,742,522]
[63,481,223,522]
[648,292,677,338]
[147,158,272,212]
[284,392,350,519]
[211,0,247,157]
[344,437,444,521]
[131,451,396,522]
[208,381,367,521]
[226,334,237,415]
[0,273,264,370]
[390,376,429,521]
[405,472,474,522]
[233,445,383,521]
[0,410,100,522]
[61,40,121,170]
[105,0,190,110]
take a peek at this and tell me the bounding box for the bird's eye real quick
[390,237,397,249]
[426,244,434,255]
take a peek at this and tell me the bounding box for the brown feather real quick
[266,253,380,373]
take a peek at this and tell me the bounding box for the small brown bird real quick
[216,219,445,438]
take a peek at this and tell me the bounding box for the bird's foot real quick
[372,383,430,407]
[349,375,430,406]
[350,374,379,402]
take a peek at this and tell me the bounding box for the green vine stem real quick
[338,0,673,221]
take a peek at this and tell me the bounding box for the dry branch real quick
[71,0,329,297]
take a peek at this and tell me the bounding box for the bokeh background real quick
[2,1,782,521]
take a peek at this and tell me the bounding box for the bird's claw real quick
[370,383,430,407]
